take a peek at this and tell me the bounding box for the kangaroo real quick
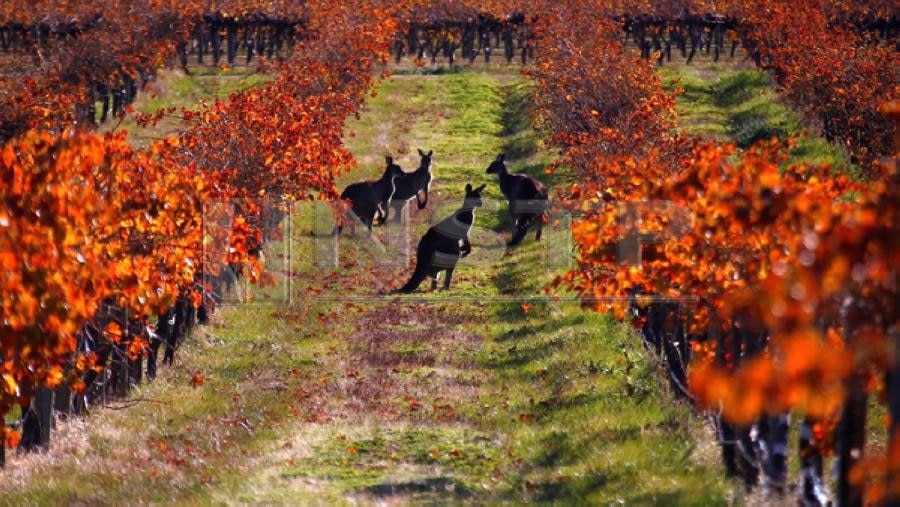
[394,183,486,293]
[389,148,434,222]
[339,156,404,231]
[485,153,549,246]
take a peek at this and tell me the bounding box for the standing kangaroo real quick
[394,183,486,293]
[485,153,549,246]
[389,148,434,222]
[339,156,404,231]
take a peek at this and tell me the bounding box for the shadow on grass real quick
[710,70,771,108]
[360,476,472,497]
[497,81,567,187]
[499,81,533,137]
[494,313,588,342]
[390,65,470,76]
[529,473,613,502]
[484,340,557,369]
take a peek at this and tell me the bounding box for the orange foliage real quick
[739,0,895,167]
[531,0,897,495]
[2,427,20,448]
[526,0,679,172]
[0,0,400,432]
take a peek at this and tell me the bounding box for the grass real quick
[0,69,733,504]
[661,63,851,172]
[227,70,730,502]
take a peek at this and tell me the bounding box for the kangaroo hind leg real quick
[442,267,454,289]
[510,212,522,236]
[508,214,529,246]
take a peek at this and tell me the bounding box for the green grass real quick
[139,70,268,112]
[1,300,322,504]
[232,70,729,502]
[661,63,851,172]
[0,69,732,504]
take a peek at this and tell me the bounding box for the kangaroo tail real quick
[395,263,428,293]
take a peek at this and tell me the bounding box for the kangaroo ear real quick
[476,184,487,193]
[417,149,425,156]
[496,153,505,162]
[465,183,473,193]
[427,150,433,156]
[386,156,393,164]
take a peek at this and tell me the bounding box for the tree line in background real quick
[0,1,317,142]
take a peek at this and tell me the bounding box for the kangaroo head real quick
[417,149,433,170]
[463,183,487,209]
[384,156,404,178]
[486,153,506,175]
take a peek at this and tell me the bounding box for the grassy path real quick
[660,62,851,171]
[1,70,731,504]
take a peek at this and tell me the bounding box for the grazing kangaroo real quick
[389,148,434,222]
[485,153,549,246]
[339,156,404,231]
[394,183,486,293]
